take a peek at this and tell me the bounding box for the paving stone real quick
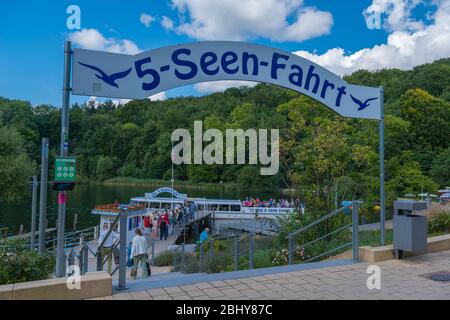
[203,288,224,298]
[188,290,208,298]
[130,290,151,299]
[146,288,166,296]
[195,282,215,289]
[164,286,184,294]
[113,293,133,300]
[153,295,173,300]
[220,288,244,298]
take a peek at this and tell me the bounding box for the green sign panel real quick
[54,157,76,183]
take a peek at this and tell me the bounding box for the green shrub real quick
[253,249,274,268]
[205,251,234,273]
[153,250,176,266]
[0,239,54,285]
[428,211,450,234]
[172,253,200,274]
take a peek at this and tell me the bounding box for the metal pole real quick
[249,233,254,269]
[117,210,128,290]
[83,244,89,274]
[352,201,360,261]
[79,235,84,275]
[288,236,293,265]
[181,242,185,268]
[73,213,78,232]
[151,241,155,265]
[199,243,204,273]
[38,138,49,254]
[209,238,213,263]
[30,176,38,250]
[379,86,385,246]
[234,240,240,271]
[56,41,72,277]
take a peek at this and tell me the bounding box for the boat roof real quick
[130,196,242,205]
[203,199,242,204]
[130,196,208,202]
[91,209,146,216]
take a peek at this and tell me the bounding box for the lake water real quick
[0,183,285,234]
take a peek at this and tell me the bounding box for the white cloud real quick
[363,0,424,31]
[195,81,257,93]
[149,92,168,101]
[161,16,175,30]
[140,13,155,28]
[112,99,132,107]
[294,0,450,76]
[162,0,333,42]
[86,96,100,108]
[69,28,141,55]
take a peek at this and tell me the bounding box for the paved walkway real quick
[97,250,450,300]
[359,220,393,232]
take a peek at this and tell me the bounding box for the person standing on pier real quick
[199,227,210,243]
[98,223,118,274]
[189,202,197,220]
[159,211,169,241]
[130,228,149,279]
[169,212,176,235]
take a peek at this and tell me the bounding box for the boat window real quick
[150,202,160,209]
[161,202,171,209]
[230,205,241,212]
[197,204,205,211]
[219,204,230,211]
[209,204,218,211]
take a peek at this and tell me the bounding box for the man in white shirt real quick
[98,223,118,274]
[130,228,149,279]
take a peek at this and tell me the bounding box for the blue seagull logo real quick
[78,62,132,88]
[350,95,379,111]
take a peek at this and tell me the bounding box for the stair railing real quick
[287,201,360,264]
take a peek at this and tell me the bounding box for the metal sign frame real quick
[55,41,386,280]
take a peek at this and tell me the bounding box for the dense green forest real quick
[0,58,449,214]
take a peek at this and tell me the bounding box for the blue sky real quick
[0,0,448,106]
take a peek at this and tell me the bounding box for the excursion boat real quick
[91,187,295,243]
[91,203,147,244]
[129,187,295,220]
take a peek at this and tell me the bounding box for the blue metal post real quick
[117,209,128,290]
[352,201,360,261]
[379,86,385,246]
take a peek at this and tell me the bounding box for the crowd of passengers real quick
[242,197,304,210]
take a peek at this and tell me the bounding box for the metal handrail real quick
[286,206,346,239]
[287,202,360,265]
[303,242,352,263]
[98,214,120,251]
[298,223,352,250]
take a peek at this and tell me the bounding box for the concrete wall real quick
[0,271,112,300]
[328,233,450,263]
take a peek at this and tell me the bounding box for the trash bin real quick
[393,200,428,259]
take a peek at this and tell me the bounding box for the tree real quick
[430,147,450,187]
[0,127,36,201]
[386,151,438,202]
[96,156,117,181]
[399,89,449,152]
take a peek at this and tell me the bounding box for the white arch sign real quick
[72,41,382,120]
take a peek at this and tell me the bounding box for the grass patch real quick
[359,229,394,247]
